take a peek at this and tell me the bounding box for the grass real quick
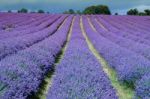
[0,83,7,97]
[80,17,134,99]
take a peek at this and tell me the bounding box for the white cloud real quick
[132,5,150,11]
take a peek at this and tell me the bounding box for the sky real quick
[0,0,150,14]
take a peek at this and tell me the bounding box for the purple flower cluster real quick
[96,16,150,46]
[0,15,73,99]
[47,16,118,99]
[0,14,49,34]
[102,15,150,40]
[135,73,150,98]
[0,13,46,31]
[89,16,150,60]
[0,13,149,99]
[88,15,150,98]
[0,15,67,61]
[82,16,150,84]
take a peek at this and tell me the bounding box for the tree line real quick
[5,5,150,16]
[6,5,111,15]
[7,8,46,13]
[127,8,150,16]
[63,5,111,15]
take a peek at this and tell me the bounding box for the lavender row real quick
[115,16,150,33]
[0,13,27,26]
[103,16,150,35]
[96,16,150,46]
[0,15,73,99]
[89,16,150,60]
[9,14,52,32]
[116,16,150,33]
[0,14,52,35]
[134,73,150,99]
[127,16,150,29]
[82,16,150,85]
[0,13,45,26]
[0,15,50,38]
[0,13,42,30]
[100,16,149,39]
[0,15,60,39]
[0,15,55,37]
[0,14,41,32]
[90,16,150,98]
[0,15,66,61]
[102,16,150,40]
[47,16,118,99]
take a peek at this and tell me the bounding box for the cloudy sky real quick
[0,0,150,14]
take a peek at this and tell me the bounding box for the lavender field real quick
[0,13,150,99]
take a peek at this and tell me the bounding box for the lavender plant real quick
[82,16,150,85]
[0,16,73,99]
[47,16,118,99]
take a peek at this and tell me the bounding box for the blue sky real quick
[0,0,150,14]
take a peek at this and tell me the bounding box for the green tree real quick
[63,11,69,14]
[76,10,82,14]
[144,9,150,15]
[68,9,75,14]
[139,12,146,16]
[83,6,96,14]
[83,5,111,15]
[18,8,28,13]
[38,9,45,13]
[63,9,75,14]
[127,8,139,15]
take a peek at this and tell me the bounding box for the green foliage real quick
[63,9,75,14]
[138,12,146,16]
[38,9,45,13]
[63,11,69,14]
[18,8,28,13]
[83,5,111,15]
[68,9,75,14]
[76,10,82,14]
[127,8,150,16]
[144,9,150,15]
[127,8,139,15]
[83,6,96,14]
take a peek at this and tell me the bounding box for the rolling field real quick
[0,13,150,99]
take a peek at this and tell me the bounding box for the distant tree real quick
[8,10,12,13]
[127,8,139,15]
[83,5,111,15]
[63,11,69,14]
[144,9,150,15]
[139,12,146,16]
[38,9,45,13]
[115,13,118,15]
[63,9,75,14]
[96,5,111,15]
[76,10,82,14]
[83,6,96,14]
[18,8,28,13]
[68,9,75,14]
